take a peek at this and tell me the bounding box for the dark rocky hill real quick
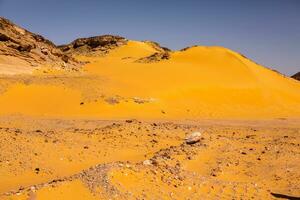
[0,17,80,72]
[58,35,127,56]
[291,72,300,81]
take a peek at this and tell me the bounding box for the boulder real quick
[185,131,202,144]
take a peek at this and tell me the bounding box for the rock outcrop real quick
[58,35,127,56]
[0,17,80,72]
[135,41,171,63]
[291,72,300,81]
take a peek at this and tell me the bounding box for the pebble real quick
[143,159,152,166]
[30,186,36,192]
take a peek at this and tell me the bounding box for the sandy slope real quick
[0,40,299,119]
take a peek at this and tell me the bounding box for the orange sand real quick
[0,41,299,119]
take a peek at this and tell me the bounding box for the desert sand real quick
[0,18,300,199]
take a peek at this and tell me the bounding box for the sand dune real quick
[0,40,299,119]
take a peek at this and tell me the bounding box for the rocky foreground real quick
[0,118,299,199]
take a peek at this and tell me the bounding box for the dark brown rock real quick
[0,33,10,41]
[291,72,300,81]
[58,35,127,56]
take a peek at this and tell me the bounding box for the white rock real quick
[143,159,152,166]
[185,131,202,144]
[30,186,36,192]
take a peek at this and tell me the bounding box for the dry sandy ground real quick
[0,117,299,200]
[0,40,300,199]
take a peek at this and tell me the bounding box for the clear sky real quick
[0,0,299,75]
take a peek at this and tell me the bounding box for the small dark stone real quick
[35,168,40,174]
[17,44,33,52]
[0,33,10,41]
[151,139,158,143]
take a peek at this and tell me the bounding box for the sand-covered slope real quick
[0,40,299,119]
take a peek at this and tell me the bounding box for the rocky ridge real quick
[135,41,171,63]
[58,35,128,56]
[0,17,80,72]
[291,72,300,81]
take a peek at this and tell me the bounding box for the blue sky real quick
[0,0,299,75]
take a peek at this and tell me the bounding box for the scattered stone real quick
[135,52,170,63]
[30,186,36,192]
[125,119,134,123]
[34,168,40,174]
[185,131,202,144]
[151,139,158,143]
[143,160,152,166]
[105,97,120,105]
[132,97,149,104]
